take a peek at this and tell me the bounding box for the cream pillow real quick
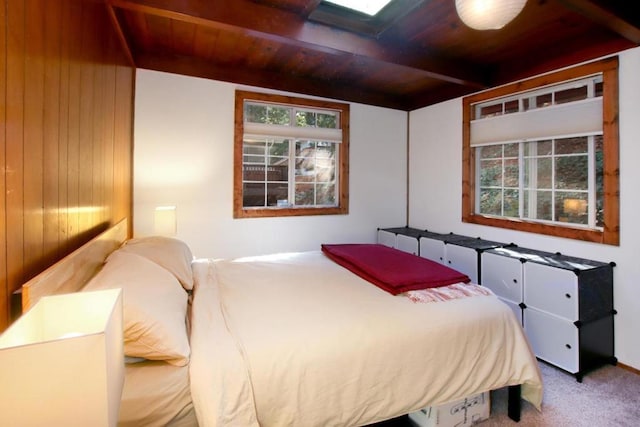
[85,251,190,366]
[115,236,194,291]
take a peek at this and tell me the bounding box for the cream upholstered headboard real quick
[18,218,128,313]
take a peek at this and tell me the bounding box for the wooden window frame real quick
[234,90,350,219]
[462,57,620,245]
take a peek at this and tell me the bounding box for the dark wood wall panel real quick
[0,0,7,329]
[1,0,135,330]
[5,0,26,320]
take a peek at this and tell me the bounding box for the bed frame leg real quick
[507,384,521,422]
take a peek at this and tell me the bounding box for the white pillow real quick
[85,251,190,366]
[115,236,195,291]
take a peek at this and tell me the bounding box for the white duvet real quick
[189,251,542,427]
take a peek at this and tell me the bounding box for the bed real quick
[17,219,543,426]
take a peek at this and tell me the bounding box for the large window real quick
[462,58,619,245]
[234,91,349,218]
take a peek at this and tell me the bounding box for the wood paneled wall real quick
[1,0,135,330]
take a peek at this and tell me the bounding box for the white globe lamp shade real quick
[455,0,527,30]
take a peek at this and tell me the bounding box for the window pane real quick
[296,111,316,127]
[555,85,587,104]
[504,189,519,217]
[524,140,552,156]
[555,155,588,190]
[295,140,315,181]
[267,155,288,166]
[504,100,519,114]
[317,161,335,182]
[294,141,338,186]
[479,159,502,187]
[479,103,503,118]
[536,93,552,108]
[267,183,288,207]
[243,165,266,181]
[504,159,519,187]
[243,183,265,207]
[267,139,289,156]
[524,157,552,189]
[266,164,288,182]
[504,143,519,157]
[295,183,315,205]
[318,143,336,182]
[555,137,587,155]
[296,140,315,156]
[595,135,604,227]
[317,183,336,205]
[316,141,336,158]
[479,188,502,215]
[243,155,264,164]
[243,140,266,156]
[295,157,315,182]
[556,192,588,225]
[295,110,339,129]
[267,106,290,125]
[245,104,267,123]
[317,112,338,128]
[245,104,291,125]
[479,145,502,159]
[523,190,552,221]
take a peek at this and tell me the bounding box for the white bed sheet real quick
[119,360,197,427]
[189,251,543,427]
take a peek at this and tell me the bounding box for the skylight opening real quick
[324,0,394,16]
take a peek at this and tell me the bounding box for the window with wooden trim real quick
[462,57,619,245]
[234,91,349,218]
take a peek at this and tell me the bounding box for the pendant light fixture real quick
[455,0,527,30]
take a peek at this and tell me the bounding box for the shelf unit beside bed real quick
[377,227,507,284]
[379,225,617,383]
[481,246,617,382]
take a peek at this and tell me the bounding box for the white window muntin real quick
[245,101,341,129]
[242,100,341,209]
[473,74,602,119]
[475,135,600,229]
[242,136,339,209]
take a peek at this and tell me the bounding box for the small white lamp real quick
[0,289,124,427]
[455,0,527,30]
[154,205,177,236]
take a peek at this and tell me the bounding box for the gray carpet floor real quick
[372,361,640,427]
[487,361,640,426]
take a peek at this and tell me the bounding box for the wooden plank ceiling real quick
[107,0,640,110]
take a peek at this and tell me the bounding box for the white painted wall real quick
[409,46,640,370]
[133,70,408,259]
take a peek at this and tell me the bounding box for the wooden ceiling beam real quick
[107,0,488,89]
[558,0,640,44]
[135,52,412,110]
[105,4,135,66]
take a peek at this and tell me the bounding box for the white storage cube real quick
[524,261,579,321]
[419,237,446,264]
[444,244,479,283]
[524,307,579,373]
[481,251,523,303]
[396,234,419,255]
[377,229,397,248]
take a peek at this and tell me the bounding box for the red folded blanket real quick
[321,243,470,295]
